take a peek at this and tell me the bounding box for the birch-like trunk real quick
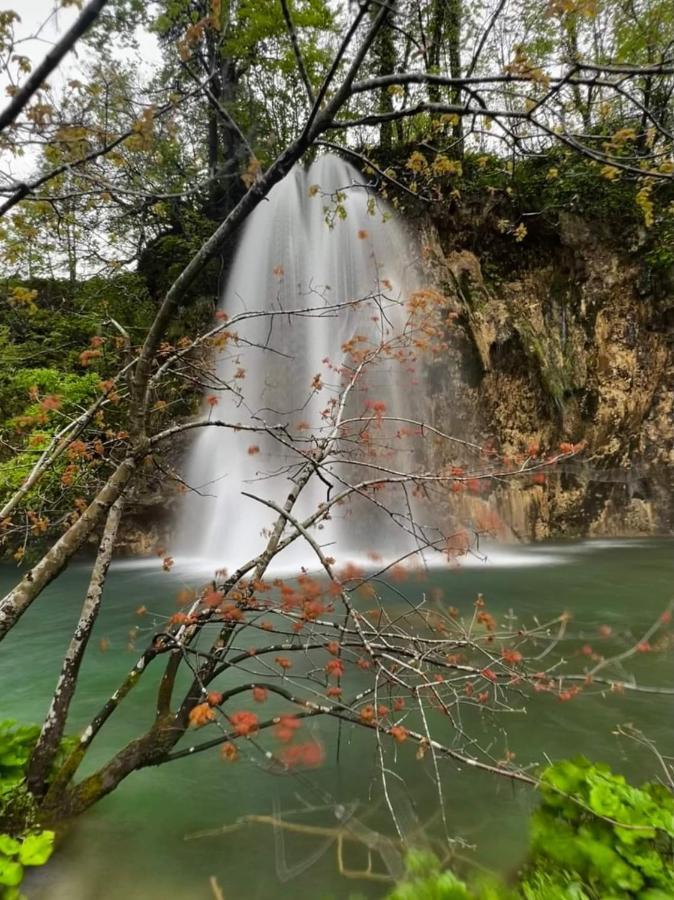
[26,495,125,797]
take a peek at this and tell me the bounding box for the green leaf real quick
[18,831,54,867]
[0,835,21,857]
[2,885,24,900]
[0,856,23,887]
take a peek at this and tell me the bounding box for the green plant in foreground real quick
[385,850,505,900]
[533,757,674,897]
[0,832,54,899]
[386,759,674,900]
[0,722,60,898]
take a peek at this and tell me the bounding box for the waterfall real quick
[176,154,435,573]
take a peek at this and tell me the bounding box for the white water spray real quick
[176,155,434,573]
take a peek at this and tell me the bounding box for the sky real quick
[10,0,161,67]
[3,1,162,178]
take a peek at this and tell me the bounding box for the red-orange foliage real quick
[359,704,375,723]
[221,604,243,622]
[39,394,61,412]
[189,703,215,728]
[203,589,223,607]
[338,562,363,582]
[325,659,344,678]
[66,440,90,460]
[79,348,102,366]
[476,610,496,631]
[274,714,301,743]
[390,725,408,743]
[230,711,259,736]
[221,742,238,762]
[279,741,324,768]
[559,687,581,702]
[168,612,195,626]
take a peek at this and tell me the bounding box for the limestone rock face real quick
[422,220,674,539]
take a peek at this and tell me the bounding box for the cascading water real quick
[176,154,438,573]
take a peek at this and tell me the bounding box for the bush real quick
[0,721,62,899]
[385,759,674,900]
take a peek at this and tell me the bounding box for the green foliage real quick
[0,264,210,558]
[0,722,60,899]
[518,871,591,899]
[385,760,674,900]
[386,851,489,900]
[0,829,54,898]
[0,722,40,800]
[0,720,76,828]
[367,144,674,264]
[153,0,335,162]
[531,757,674,897]
[0,271,194,556]
[0,366,103,542]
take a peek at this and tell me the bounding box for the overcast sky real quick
[14,0,160,55]
[3,1,162,178]
[10,0,162,74]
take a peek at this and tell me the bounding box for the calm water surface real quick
[1,539,673,899]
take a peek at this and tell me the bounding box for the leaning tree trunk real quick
[26,496,125,798]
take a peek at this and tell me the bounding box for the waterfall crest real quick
[176,154,433,573]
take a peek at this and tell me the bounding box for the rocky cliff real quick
[422,211,674,539]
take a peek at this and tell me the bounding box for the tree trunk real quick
[43,717,180,822]
[427,0,463,152]
[26,496,125,797]
[447,0,463,151]
[373,5,396,151]
[204,29,245,220]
